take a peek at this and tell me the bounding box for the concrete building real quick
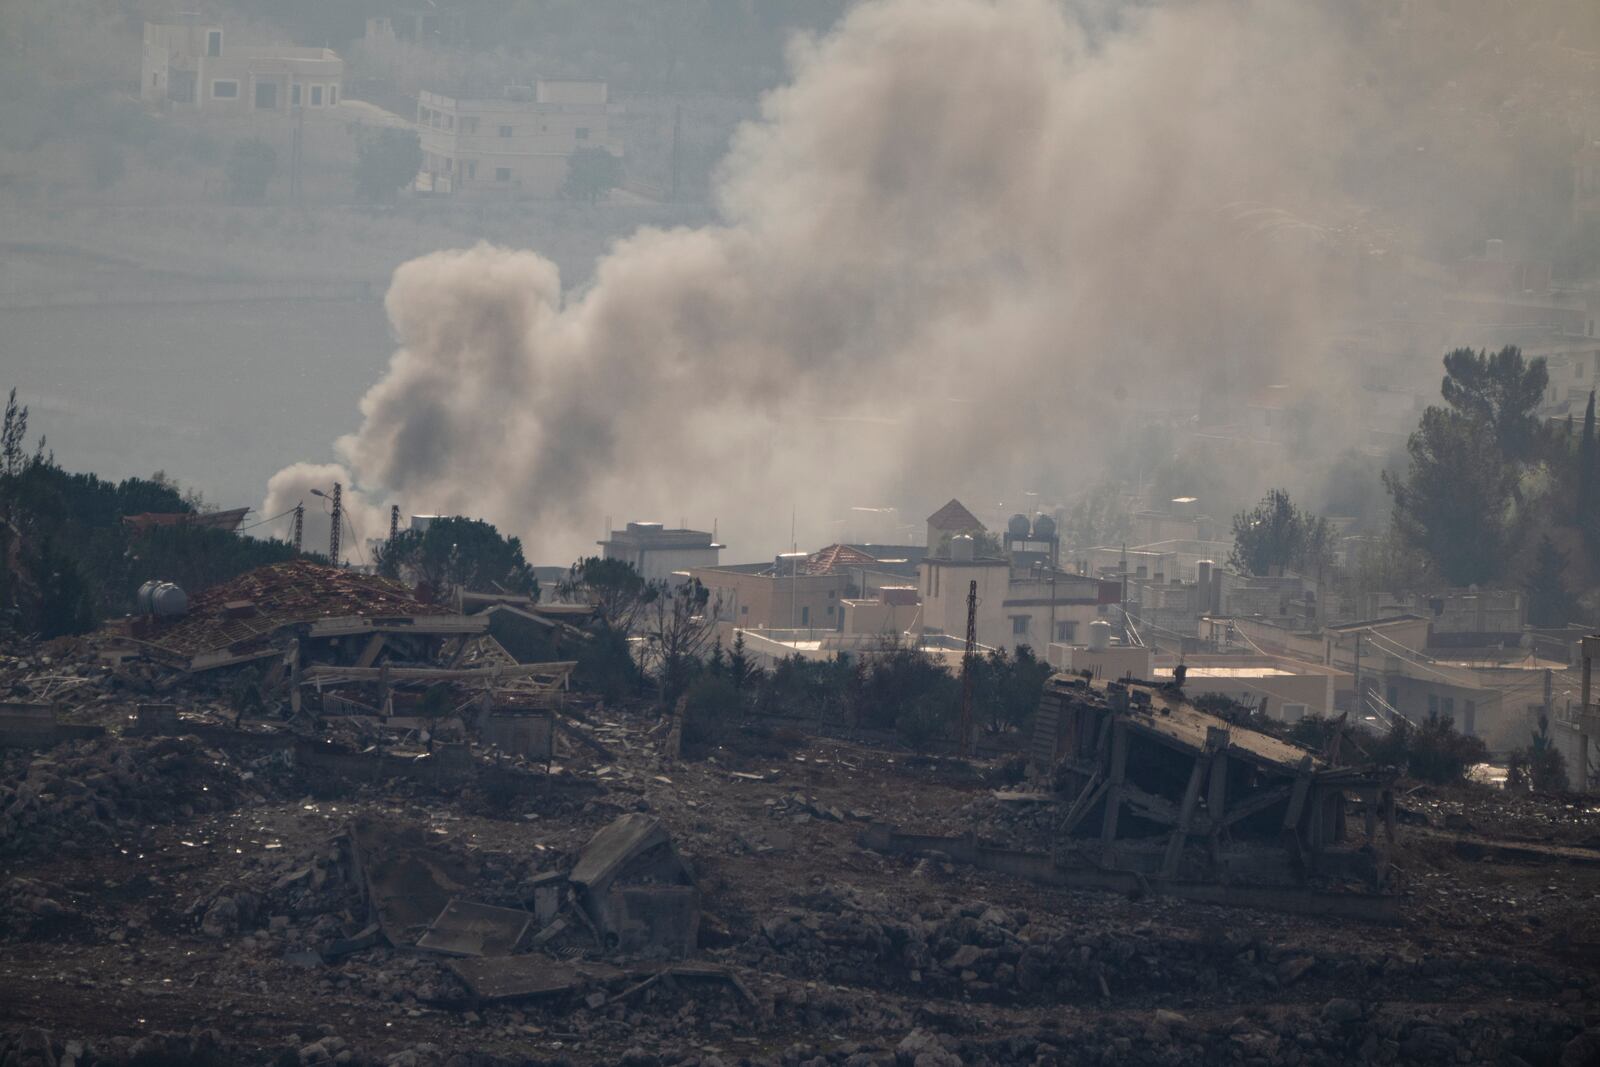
[1155,659,1349,721]
[1131,497,1217,546]
[598,522,721,584]
[1046,642,1153,680]
[925,499,985,556]
[416,81,616,197]
[1218,613,1561,751]
[694,557,851,637]
[918,547,1119,652]
[141,17,344,116]
[840,586,921,638]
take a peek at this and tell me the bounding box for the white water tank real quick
[137,580,188,618]
[1088,618,1112,651]
[950,534,975,562]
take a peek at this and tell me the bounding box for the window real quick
[575,126,590,140]
[498,125,513,137]
[826,604,834,616]
[211,80,239,100]
[207,30,222,57]
[254,81,277,109]
[495,167,511,182]
[800,606,810,626]
[328,85,337,106]
[465,160,477,179]
[310,85,323,106]
[292,83,301,106]
[463,117,478,134]
[1055,620,1077,642]
[1462,700,1477,736]
[1442,696,1454,718]
[1427,693,1439,717]
[1012,616,1030,636]
[1282,703,1308,724]
[1386,684,1399,710]
[740,605,748,615]
[152,73,159,87]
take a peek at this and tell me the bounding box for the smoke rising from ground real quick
[265,0,1419,559]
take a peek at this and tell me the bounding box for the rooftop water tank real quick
[1032,514,1056,540]
[1007,513,1030,538]
[950,533,976,562]
[137,580,188,618]
[1088,618,1112,652]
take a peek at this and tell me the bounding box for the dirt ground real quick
[2,658,1598,1067]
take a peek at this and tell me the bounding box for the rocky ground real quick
[2,641,1599,1067]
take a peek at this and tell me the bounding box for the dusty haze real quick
[260,0,1568,561]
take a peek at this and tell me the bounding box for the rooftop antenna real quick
[389,504,400,543]
[292,502,304,553]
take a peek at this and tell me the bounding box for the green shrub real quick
[683,675,740,747]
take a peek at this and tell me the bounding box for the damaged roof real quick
[132,559,431,659]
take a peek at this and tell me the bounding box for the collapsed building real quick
[865,672,1400,921]
[99,560,578,764]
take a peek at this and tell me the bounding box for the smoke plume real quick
[265,0,1403,559]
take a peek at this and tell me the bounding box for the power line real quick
[236,506,298,533]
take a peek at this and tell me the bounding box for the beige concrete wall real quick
[417,89,614,197]
[842,599,918,637]
[693,568,849,632]
[1049,645,1153,679]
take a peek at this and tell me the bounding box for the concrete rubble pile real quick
[0,562,1598,1065]
[0,734,257,856]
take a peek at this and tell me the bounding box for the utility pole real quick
[329,483,342,566]
[1353,631,1363,718]
[959,579,977,758]
[291,502,304,553]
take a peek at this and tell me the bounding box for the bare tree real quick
[642,578,719,705]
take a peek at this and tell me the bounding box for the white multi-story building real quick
[416,80,618,197]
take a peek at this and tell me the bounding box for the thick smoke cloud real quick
[266,0,1370,560]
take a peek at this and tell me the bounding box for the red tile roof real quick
[926,498,984,532]
[804,543,880,575]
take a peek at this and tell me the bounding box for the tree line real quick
[1229,345,1598,627]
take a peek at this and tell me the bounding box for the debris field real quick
[1,564,1598,1067]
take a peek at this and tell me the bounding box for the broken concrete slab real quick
[416,899,534,958]
[350,818,474,946]
[569,813,699,957]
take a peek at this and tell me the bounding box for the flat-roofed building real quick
[416,81,617,197]
[598,522,721,584]
[141,17,344,116]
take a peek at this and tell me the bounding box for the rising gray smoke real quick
[263,0,1393,560]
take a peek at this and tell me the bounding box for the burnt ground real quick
[3,684,1600,1067]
